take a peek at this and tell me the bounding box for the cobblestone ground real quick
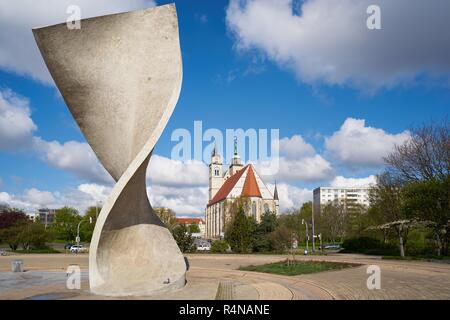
[0,253,449,300]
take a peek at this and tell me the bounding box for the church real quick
[205,142,279,239]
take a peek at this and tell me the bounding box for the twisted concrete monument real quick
[33,4,187,296]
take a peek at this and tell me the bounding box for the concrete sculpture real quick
[33,4,186,296]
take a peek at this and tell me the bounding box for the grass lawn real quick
[239,260,358,276]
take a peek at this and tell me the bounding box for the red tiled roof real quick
[241,165,262,198]
[177,218,205,225]
[208,165,248,206]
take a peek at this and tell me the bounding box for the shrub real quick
[211,240,229,253]
[341,237,382,253]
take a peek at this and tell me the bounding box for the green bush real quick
[211,240,229,253]
[341,237,382,253]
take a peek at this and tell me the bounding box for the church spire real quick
[233,136,238,156]
[273,181,279,201]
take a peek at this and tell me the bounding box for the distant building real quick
[176,217,206,238]
[313,187,371,215]
[205,141,279,240]
[37,208,57,227]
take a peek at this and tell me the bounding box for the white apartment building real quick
[313,187,371,215]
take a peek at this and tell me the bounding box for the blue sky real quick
[0,0,449,216]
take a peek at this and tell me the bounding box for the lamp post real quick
[302,219,309,255]
[311,205,315,252]
[76,217,93,252]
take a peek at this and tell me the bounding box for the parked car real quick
[64,243,75,250]
[70,245,88,253]
[194,239,211,252]
[196,244,211,252]
[0,250,7,256]
[323,244,341,250]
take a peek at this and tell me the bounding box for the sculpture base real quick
[90,224,187,297]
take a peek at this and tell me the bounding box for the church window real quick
[264,203,270,213]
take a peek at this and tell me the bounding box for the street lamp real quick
[76,216,93,252]
[302,219,309,255]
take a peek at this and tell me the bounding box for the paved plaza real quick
[0,253,449,300]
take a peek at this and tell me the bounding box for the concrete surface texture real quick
[32,4,186,296]
[1,254,450,300]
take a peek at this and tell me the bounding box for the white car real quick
[70,245,88,253]
[196,244,211,252]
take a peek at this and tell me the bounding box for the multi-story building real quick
[37,208,57,227]
[205,143,279,240]
[313,187,371,215]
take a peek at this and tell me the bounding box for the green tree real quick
[225,207,257,253]
[369,173,409,257]
[253,211,278,252]
[317,203,346,243]
[78,206,100,242]
[51,207,81,241]
[402,177,450,256]
[268,224,292,253]
[172,224,195,253]
[17,222,53,250]
[0,223,22,250]
[188,223,201,234]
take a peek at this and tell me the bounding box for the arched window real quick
[264,203,270,213]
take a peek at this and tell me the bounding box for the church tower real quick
[273,181,280,215]
[209,145,223,201]
[229,137,244,176]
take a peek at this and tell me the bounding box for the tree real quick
[79,206,99,242]
[402,177,450,256]
[225,207,256,253]
[385,119,449,183]
[154,208,178,231]
[51,207,81,241]
[172,224,196,253]
[0,223,22,250]
[383,120,450,256]
[268,224,292,253]
[188,223,201,234]
[369,173,409,257]
[317,203,346,243]
[17,222,53,250]
[0,209,28,229]
[253,211,278,252]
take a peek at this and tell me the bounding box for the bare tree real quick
[385,119,450,183]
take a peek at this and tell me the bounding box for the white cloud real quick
[279,135,315,158]
[77,183,111,203]
[258,134,335,183]
[226,0,450,91]
[147,155,209,187]
[325,118,410,168]
[0,0,156,84]
[24,188,55,206]
[268,183,312,212]
[330,175,376,188]
[148,185,208,215]
[0,90,37,151]
[32,137,113,184]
